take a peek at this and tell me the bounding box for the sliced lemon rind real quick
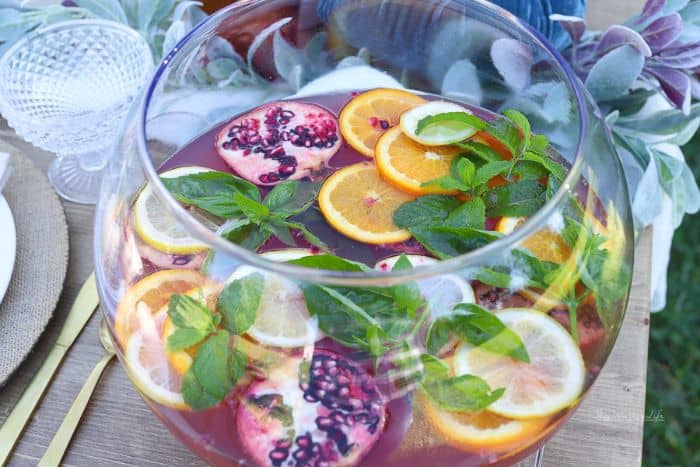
[454,308,585,420]
[133,166,212,255]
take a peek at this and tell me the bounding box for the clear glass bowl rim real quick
[134,0,589,286]
[0,18,153,118]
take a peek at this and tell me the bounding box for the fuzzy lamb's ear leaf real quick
[163,19,186,57]
[73,0,129,24]
[654,42,700,69]
[585,45,645,101]
[491,38,532,92]
[442,59,482,105]
[549,14,586,44]
[273,30,304,83]
[596,25,652,57]
[641,13,683,52]
[247,17,292,74]
[635,0,666,25]
[647,66,692,114]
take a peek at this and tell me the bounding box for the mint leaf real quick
[455,158,476,187]
[300,286,381,349]
[503,109,531,149]
[530,134,549,152]
[425,319,452,355]
[473,160,511,187]
[420,354,504,412]
[452,304,529,362]
[167,327,209,352]
[192,330,235,401]
[546,174,561,201]
[393,195,462,229]
[229,347,247,382]
[234,192,269,222]
[241,225,273,251]
[287,253,369,272]
[484,180,546,217]
[217,273,264,334]
[276,220,327,249]
[473,266,513,288]
[267,222,297,246]
[410,226,501,259]
[366,326,386,357]
[416,112,486,137]
[182,367,220,410]
[162,171,261,218]
[522,152,566,181]
[263,180,296,211]
[457,142,504,162]
[167,294,217,333]
[422,373,505,412]
[512,160,549,181]
[390,255,422,315]
[445,198,486,229]
[219,218,272,251]
[421,353,450,381]
[421,176,469,192]
[265,180,320,217]
[485,117,521,156]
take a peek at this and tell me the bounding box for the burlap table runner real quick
[0,139,69,386]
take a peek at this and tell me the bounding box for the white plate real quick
[0,195,16,305]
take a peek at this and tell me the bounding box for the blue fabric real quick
[317,0,586,50]
[489,0,586,49]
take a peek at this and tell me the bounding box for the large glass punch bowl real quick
[95,1,634,466]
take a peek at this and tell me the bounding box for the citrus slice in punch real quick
[339,88,426,157]
[319,162,415,244]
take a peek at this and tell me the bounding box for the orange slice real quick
[318,162,415,244]
[495,217,574,309]
[420,393,550,453]
[375,126,462,195]
[161,283,223,375]
[495,217,571,264]
[114,269,207,349]
[339,88,426,157]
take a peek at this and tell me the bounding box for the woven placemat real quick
[0,139,69,386]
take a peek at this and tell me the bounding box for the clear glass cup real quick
[0,19,152,204]
[95,1,634,466]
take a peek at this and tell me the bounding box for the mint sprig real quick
[163,172,326,251]
[426,303,530,362]
[288,253,523,413]
[167,273,267,410]
[419,354,505,412]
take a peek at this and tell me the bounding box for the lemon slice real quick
[124,304,187,409]
[454,308,585,419]
[133,166,211,254]
[400,101,479,146]
[227,249,320,348]
[375,254,475,318]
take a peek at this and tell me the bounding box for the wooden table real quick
[0,118,652,467]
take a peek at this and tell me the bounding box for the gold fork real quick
[37,319,116,467]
